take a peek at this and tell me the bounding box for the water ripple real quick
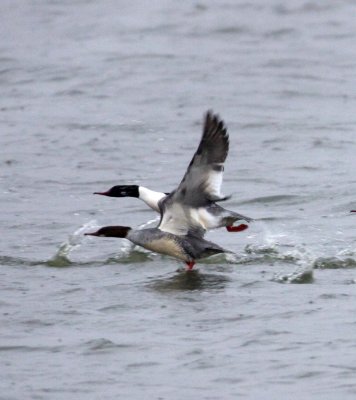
[239,194,302,205]
[313,257,356,269]
[83,338,133,354]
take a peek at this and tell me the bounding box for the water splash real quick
[272,267,314,284]
[228,220,317,282]
[47,220,98,267]
[313,257,356,269]
[44,216,353,274]
[255,221,315,283]
[270,243,315,284]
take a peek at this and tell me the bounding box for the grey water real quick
[1,0,356,399]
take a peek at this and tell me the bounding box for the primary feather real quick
[159,111,230,238]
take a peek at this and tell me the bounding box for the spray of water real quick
[244,221,316,283]
[109,216,160,261]
[47,220,99,267]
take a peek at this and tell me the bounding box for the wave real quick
[238,194,303,206]
[1,219,355,281]
[272,267,314,284]
[1,245,354,272]
[313,257,356,269]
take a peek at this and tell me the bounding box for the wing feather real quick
[174,111,229,207]
[158,111,229,238]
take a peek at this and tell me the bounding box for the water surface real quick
[1,1,356,399]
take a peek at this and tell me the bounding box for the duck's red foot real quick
[186,261,195,270]
[226,224,248,232]
[351,210,356,213]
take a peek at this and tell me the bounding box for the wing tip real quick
[202,110,229,162]
[203,110,229,138]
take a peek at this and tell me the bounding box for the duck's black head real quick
[94,185,139,198]
[85,226,131,238]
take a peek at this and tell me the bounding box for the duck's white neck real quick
[138,186,166,212]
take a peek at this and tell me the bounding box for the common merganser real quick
[94,117,252,233]
[85,226,228,269]
[86,111,239,269]
[94,185,166,212]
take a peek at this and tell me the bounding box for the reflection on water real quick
[149,269,231,292]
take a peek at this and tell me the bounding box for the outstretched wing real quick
[158,111,229,237]
[174,111,229,207]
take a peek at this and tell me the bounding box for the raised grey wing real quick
[158,111,229,238]
[173,111,229,207]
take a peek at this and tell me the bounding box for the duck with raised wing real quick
[94,115,252,233]
[86,111,248,269]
